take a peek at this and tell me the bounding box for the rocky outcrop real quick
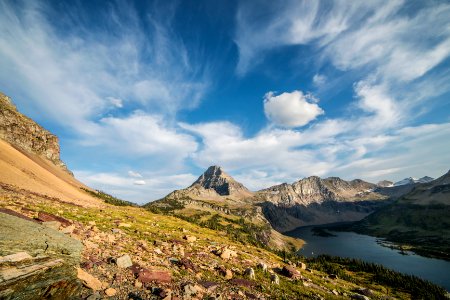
[256,176,390,232]
[190,166,252,198]
[257,176,380,206]
[0,212,83,299]
[377,180,393,187]
[0,92,71,174]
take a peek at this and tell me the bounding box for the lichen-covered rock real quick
[0,92,72,174]
[0,212,82,299]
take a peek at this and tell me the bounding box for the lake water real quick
[288,226,450,291]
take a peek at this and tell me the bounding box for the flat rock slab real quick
[37,211,72,227]
[0,212,82,299]
[137,268,172,284]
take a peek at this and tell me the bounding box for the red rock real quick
[229,279,255,287]
[180,258,197,271]
[281,265,300,278]
[37,212,71,227]
[137,268,172,284]
[0,208,37,223]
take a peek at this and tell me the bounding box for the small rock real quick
[329,274,338,280]
[332,289,339,295]
[118,223,131,228]
[42,221,61,230]
[198,281,218,292]
[225,269,233,280]
[298,262,307,270]
[281,265,300,278]
[104,288,116,297]
[77,268,103,291]
[83,240,99,249]
[354,288,373,296]
[116,254,132,268]
[229,279,255,288]
[218,248,237,260]
[154,248,163,255]
[183,235,197,243]
[183,284,200,299]
[116,254,133,269]
[137,268,172,284]
[271,274,279,285]
[86,292,101,300]
[88,221,96,226]
[134,279,142,288]
[60,224,75,234]
[351,294,370,300]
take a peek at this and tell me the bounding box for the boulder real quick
[104,288,117,297]
[351,294,370,300]
[183,235,197,243]
[229,278,256,287]
[116,254,132,268]
[77,268,103,291]
[281,265,300,278]
[225,269,233,280]
[0,212,82,299]
[137,268,172,284]
[217,248,237,260]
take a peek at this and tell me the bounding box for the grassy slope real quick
[1,190,446,299]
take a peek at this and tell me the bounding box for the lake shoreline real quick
[286,224,450,291]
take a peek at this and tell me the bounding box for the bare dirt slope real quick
[0,139,102,207]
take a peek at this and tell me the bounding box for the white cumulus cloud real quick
[263,91,324,127]
[133,180,146,185]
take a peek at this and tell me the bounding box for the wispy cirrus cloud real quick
[0,0,210,134]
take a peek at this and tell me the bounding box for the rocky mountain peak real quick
[191,165,250,196]
[0,92,72,174]
[259,175,378,206]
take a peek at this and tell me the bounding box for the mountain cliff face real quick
[190,166,253,198]
[257,176,378,206]
[256,176,388,232]
[353,170,450,259]
[0,92,71,174]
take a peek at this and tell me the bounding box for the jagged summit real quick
[394,176,434,186]
[258,175,378,206]
[191,165,251,197]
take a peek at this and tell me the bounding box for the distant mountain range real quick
[393,176,434,186]
[147,165,405,235]
[352,170,450,260]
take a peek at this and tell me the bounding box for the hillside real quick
[0,93,103,208]
[255,176,390,232]
[352,170,450,260]
[145,166,303,252]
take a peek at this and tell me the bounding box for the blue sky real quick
[1,0,450,203]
